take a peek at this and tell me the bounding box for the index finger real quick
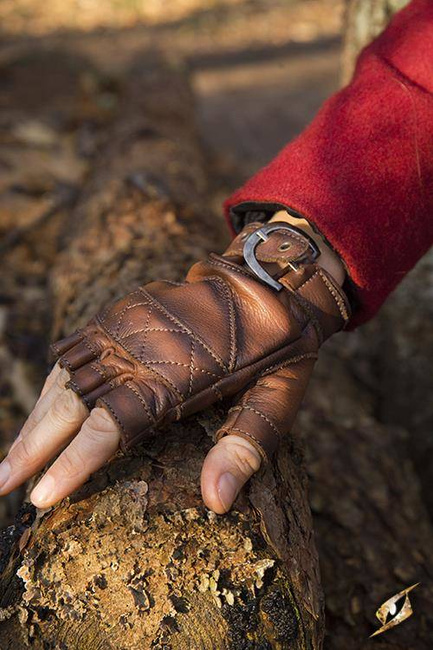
[10,363,69,453]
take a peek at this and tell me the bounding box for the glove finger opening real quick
[215,406,277,463]
[96,377,179,451]
[50,330,84,357]
[57,339,99,371]
[65,361,112,395]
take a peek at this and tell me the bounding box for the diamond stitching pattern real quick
[97,280,239,401]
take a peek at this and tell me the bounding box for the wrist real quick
[269,210,346,286]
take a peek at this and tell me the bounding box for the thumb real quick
[201,434,262,514]
[201,356,317,514]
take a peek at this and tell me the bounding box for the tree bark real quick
[342,0,409,82]
[2,5,433,648]
[0,54,324,649]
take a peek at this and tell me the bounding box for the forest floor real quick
[0,0,343,527]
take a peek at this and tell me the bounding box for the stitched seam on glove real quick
[213,246,344,344]
[203,275,238,372]
[208,256,258,282]
[137,288,228,372]
[137,303,154,362]
[98,397,127,437]
[96,300,228,377]
[230,404,282,441]
[139,362,184,402]
[124,382,157,425]
[130,360,220,380]
[295,269,320,291]
[317,269,351,322]
[217,427,268,463]
[58,335,101,371]
[88,362,108,379]
[99,292,229,373]
[278,284,324,345]
[122,344,312,448]
[212,384,224,400]
[65,377,85,396]
[50,329,83,356]
[257,351,318,379]
[187,340,195,397]
[112,294,135,339]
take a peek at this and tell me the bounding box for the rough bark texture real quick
[303,338,433,648]
[0,55,324,649]
[1,4,433,648]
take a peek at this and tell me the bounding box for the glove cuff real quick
[221,221,351,340]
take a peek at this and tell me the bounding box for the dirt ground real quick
[0,0,344,527]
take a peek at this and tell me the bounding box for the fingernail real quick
[217,472,239,511]
[0,460,11,491]
[31,475,56,508]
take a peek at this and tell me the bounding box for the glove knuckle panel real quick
[50,221,350,456]
[67,362,108,395]
[96,378,176,449]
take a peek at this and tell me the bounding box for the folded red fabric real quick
[224,0,433,328]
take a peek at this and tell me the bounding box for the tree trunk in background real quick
[342,0,409,82]
[343,0,433,523]
[1,3,433,648]
[0,54,325,650]
[306,3,433,647]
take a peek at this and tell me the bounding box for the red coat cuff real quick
[224,0,433,329]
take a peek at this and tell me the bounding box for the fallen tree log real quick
[304,345,433,648]
[0,54,325,649]
[1,9,433,648]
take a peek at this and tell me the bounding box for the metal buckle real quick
[243,222,320,291]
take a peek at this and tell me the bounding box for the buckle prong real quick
[243,222,320,291]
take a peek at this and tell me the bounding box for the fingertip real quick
[200,435,262,515]
[217,471,240,513]
[30,474,56,509]
[0,460,11,494]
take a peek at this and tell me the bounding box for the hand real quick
[0,221,350,513]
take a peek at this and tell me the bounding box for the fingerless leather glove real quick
[52,222,350,462]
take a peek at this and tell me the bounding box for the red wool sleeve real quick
[224,0,433,328]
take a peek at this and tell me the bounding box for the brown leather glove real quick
[52,221,350,463]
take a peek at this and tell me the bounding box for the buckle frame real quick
[243,222,320,291]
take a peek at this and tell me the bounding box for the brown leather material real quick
[224,221,312,267]
[51,222,351,459]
